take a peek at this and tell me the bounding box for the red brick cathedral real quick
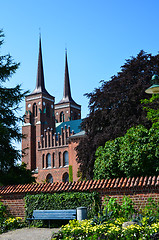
[22,38,84,183]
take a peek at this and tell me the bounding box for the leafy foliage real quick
[25,192,100,220]
[91,208,113,225]
[52,219,159,240]
[0,201,7,225]
[143,197,159,219]
[76,50,159,179]
[1,162,35,185]
[94,123,159,179]
[0,201,25,234]
[0,29,34,185]
[91,196,136,227]
[94,94,159,179]
[103,196,136,220]
[141,94,159,125]
[0,217,24,234]
[52,196,159,239]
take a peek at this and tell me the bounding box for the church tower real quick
[22,40,82,183]
[22,37,55,171]
[54,50,81,123]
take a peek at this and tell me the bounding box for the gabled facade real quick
[22,38,83,183]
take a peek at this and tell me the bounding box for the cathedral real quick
[22,38,84,183]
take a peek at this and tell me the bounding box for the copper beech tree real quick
[76,50,159,179]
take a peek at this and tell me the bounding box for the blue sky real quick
[1,0,159,150]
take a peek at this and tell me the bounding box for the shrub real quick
[0,201,7,225]
[51,196,159,239]
[52,219,159,240]
[0,201,25,234]
[2,217,24,232]
[103,196,121,218]
[25,192,100,220]
[103,196,136,219]
[120,196,137,219]
[0,217,25,234]
[142,197,159,218]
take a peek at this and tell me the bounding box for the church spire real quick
[31,36,49,95]
[58,50,77,104]
[63,49,72,100]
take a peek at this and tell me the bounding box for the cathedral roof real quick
[31,36,51,96]
[57,50,80,106]
[69,130,85,139]
[55,119,82,135]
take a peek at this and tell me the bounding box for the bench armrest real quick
[26,217,34,220]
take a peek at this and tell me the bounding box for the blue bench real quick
[27,209,77,227]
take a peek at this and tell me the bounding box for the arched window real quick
[46,174,53,183]
[60,111,65,122]
[63,172,69,183]
[46,104,50,118]
[59,152,61,167]
[46,153,51,168]
[33,103,37,117]
[63,151,69,166]
[42,154,45,168]
[52,153,55,168]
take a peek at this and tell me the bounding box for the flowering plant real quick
[0,217,25,234]
[52,219,159,240]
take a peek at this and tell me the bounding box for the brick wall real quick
[1,194,26,219]
[99,187,159,210]
[1,188,158,219]
[0,176,159,219]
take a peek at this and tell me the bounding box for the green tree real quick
[94,138,124,179]
[76,50,159,179]
[0,30,35,185]
[142,94,159,126]
[1,162,35,185]
[94,96,159,179]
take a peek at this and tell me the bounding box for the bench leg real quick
[28,220,31,228]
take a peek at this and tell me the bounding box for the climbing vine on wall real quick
[25,192,100,219]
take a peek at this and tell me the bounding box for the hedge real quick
[25,192,100,219]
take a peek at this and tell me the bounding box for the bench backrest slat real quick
[32,209,76,220]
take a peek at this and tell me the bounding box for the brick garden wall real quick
[1,194,26,219]
[99,188,159,210]
[0,176,159,219]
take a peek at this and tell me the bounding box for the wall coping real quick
[0,176,159,195]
